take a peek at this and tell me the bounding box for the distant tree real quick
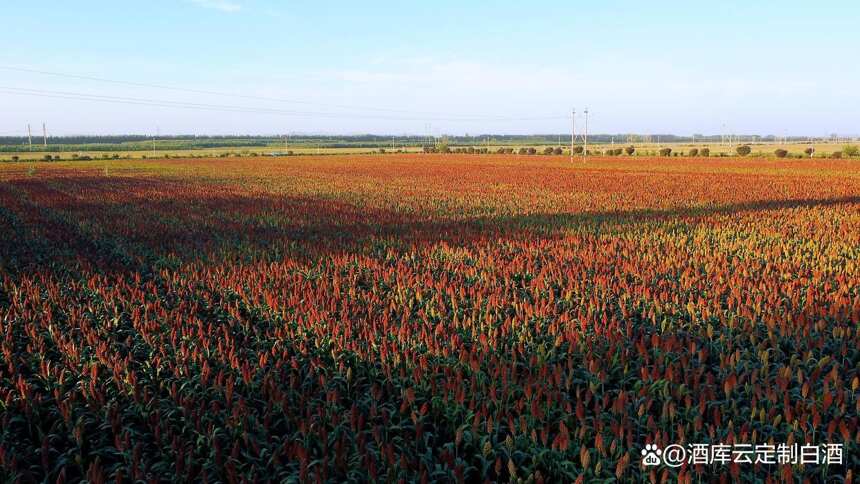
[11,155,19,162]
[378,148,386,154]
[700,148,710,157]
[774,149,788,158]
[518,148,528,155]
[689,148,699,157]
[613,148,623,156]
[736,145,752,156]
[659,148,672,157]
[625,146,635,155]
[435,137,450,153]
[553,147,563,155]
[496,147,505,154]
[527,147,537,155]
[543,147,554,155]
[604,149,614,156]
[572,146,584,154]
[43,155,52,161]
[843,145,859,157]
[480,148,488,154]
[831,151,842,159]
[804,147,815,157]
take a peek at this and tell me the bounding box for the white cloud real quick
[188,0,242,13]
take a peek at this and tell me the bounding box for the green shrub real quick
[553,147,562,155]
[736,145,752,156]
[700,148,710,157]
[689,148,699,157]
[831,151,842,159]
[518,148,528,155]
[659,148,672,156]
[544,147,554,155]
[774,149,788,158]
[843,145,859,157]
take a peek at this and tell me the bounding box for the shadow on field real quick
[1,174,858,275]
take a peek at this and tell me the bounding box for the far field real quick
[0,154,857,482]
[2,139,857,162]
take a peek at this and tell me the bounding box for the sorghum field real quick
[0,154,858,483]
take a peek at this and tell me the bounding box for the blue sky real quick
[1,0,858,136]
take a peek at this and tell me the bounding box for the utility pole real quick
[571,109,576,161]
[27,124,32,151]
[583,108,589,159]
[43,123,47,147]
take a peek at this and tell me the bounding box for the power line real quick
[0,86,568,123]
[0,65,567,122]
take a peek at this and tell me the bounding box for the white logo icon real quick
[642,444,662,466]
